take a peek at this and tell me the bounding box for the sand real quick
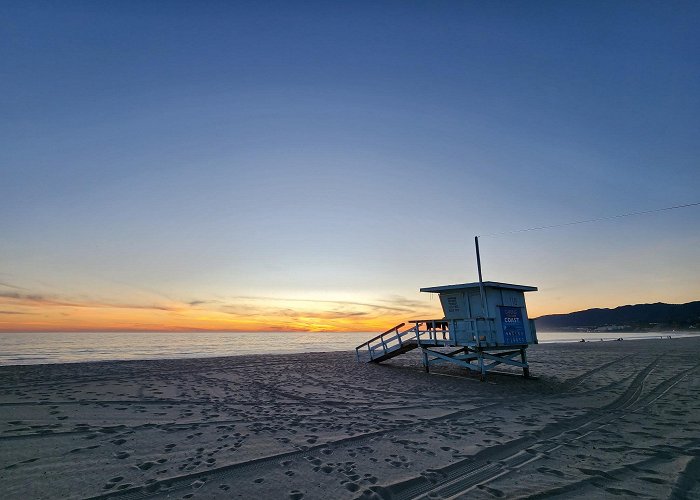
[1,337,699,499]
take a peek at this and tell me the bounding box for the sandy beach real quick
[1,337,699,499]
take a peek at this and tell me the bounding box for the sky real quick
[1,1,699,332]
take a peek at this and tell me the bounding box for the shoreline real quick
[0,329,697,368]
[1,337,699,498]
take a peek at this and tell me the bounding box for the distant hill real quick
[534,301,700,331]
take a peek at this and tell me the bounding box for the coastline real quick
[1,329,698,367]
[1,337,699,499]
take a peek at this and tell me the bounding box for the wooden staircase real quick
[355,322,442,363]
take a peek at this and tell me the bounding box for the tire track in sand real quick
[369,356,667,500]
[383,358,700,500]
[559,354,631,391]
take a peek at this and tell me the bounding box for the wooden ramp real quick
[355,323,443,363]
[366,338,418,363]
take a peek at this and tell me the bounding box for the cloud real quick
[378,295,427,310]
[209,293,439,325]
[230,295,420,314]
[0,281,30,291]
[188,299,224,307]
[0,310,27,315]
[0,292,45,301]
[0,291,177,312]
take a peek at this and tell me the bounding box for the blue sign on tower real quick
[500,306,527,345]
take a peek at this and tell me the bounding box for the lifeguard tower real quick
[355,281,538,380]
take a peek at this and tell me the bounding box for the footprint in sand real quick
[537,467,565,477]
[639,476,666,484]
[144,482,160,493]
[578,468,616,479]
[477,484,505,497]
[605,487,639,496]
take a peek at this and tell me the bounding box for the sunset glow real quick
[1,2,698,333]
[0,291,441,333]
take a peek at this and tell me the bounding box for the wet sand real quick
[1,337,699,499]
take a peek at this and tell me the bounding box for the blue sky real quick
[1,1,699,331]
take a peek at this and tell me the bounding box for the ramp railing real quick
[410,319,450,343]
[412,318,498,346]
[355,323,417,361]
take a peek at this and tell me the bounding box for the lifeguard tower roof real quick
[420,281,538,293]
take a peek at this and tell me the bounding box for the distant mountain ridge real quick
[534,301,700,331]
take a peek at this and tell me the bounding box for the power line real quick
[478,201,700,238]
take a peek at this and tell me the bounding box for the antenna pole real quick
[475,236,484,283]
[475,236,488,321]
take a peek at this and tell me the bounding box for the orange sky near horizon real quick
[0,292,440,333]
[2,286,698,333]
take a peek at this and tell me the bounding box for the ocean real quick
[0,330,695,366]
